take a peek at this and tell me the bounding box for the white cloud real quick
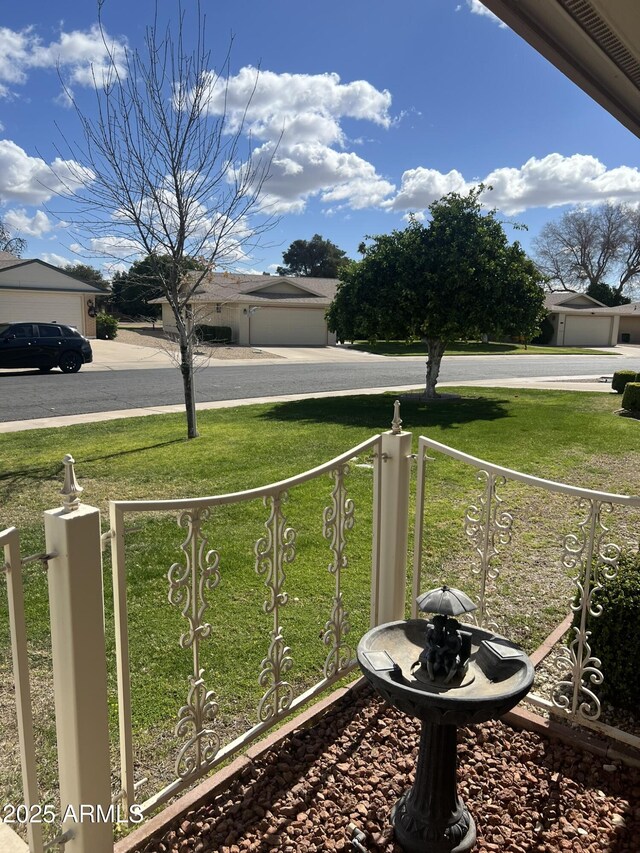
[466,1,506,27]
[384,167,471,212]
[195,68,395,214]
[4,208,54,237]
[201,68,392,140]
[72,236,141,260]
[385,154,640,216]
[0,27,32,96]
[41,252,72,267]
[0,24,127,97]
[0,139,93,205]
[29,25,128,87]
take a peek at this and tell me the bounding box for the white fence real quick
[412,435,640,750]
[5,416,639,853]
[109,434,389,816]
[2,411,413,853]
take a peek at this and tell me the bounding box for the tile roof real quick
[179,272,339,304]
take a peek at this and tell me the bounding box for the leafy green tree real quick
[64,263,108,290]
[585,280,631,307]
[110,255,203,319]
[327,188,546,398]
[277,234,349,278]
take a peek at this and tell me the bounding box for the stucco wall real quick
[161,302,243,342]
[618,314,640,344]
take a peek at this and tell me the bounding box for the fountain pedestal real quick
[391,721,474,853]
[357,620,534,853]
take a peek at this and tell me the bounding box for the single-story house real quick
[157,272,339,346]
[0,252,103,337]
[544,292,640,347]
[615,301,640,344]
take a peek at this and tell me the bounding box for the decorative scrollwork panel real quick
[322,465,355,678]
[174,669,220,779]
[551,499,620,722]
[168,507,222,779]
[255,493,296,723]
[257,629,294,722]
[464,470,513,629]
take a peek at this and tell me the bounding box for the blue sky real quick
[1,0,638,277]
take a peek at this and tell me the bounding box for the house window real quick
[216,303,222,313]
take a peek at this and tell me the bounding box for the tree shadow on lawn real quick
[0,438,184,504]
[258,393,511,432]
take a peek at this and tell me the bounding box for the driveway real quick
[85,340,383,370]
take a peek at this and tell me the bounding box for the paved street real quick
[0,348,631,425]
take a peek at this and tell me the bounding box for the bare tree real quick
[53,4,276,438]
[533,203,640,304]
[0,220,27,257]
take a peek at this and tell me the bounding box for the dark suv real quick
[0,322,93,373]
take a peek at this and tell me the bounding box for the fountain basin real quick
[358,619,534,726]
[357,619,535,853]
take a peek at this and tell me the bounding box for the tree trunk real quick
[179,336,199,439]
[424,338,446,399]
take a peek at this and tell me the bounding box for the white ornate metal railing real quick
[1,526,45,853]
[109,434,384,816]
[412,435,640,750]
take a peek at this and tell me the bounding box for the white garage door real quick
[0,291,85,334]
[250,307,328,346]
[563,315,612,347]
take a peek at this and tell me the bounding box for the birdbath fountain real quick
[357,586,534,853]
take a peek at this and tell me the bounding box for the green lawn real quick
[1,388,639,814]
[345,340,616,357]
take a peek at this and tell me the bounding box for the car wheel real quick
[38,366,52,373]
[59,351,82,373]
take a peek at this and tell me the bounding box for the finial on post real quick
[391,400,402,435]
[60,454,83,512]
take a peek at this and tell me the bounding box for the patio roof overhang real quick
[480,0,640,139]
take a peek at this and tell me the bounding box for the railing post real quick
[375,402,412,624]
[44,456,112,853]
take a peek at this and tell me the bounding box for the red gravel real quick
[135,686,640,853]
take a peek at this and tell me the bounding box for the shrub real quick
[196,324,232,343]
[621,382,640,413]
[612,370,639,394]
[532,315,554,345]
[96,313,118,340]
[580,551,640,711]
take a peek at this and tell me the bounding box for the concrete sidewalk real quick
[0,375,618,434]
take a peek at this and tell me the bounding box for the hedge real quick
[612,370,639,394]
[196,325,232,343]
[621,382,640,413]
[578,551,640,711]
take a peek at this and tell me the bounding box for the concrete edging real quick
[113,678,369,853]
[111,614,640,852]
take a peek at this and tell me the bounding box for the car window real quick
[37,324,62,337]
[0,324,9,335]
[13,324,34,338]
[61,326,80,338]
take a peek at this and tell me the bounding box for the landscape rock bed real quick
[134,685,640,853]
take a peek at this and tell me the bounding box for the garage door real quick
[0,291,85,334]
[250,307,328,346]
[563,315,612,346]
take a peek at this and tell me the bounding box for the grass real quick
[1,388,639,820]
[345,340,616,357]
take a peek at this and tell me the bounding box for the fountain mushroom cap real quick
[416,584,477,617]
